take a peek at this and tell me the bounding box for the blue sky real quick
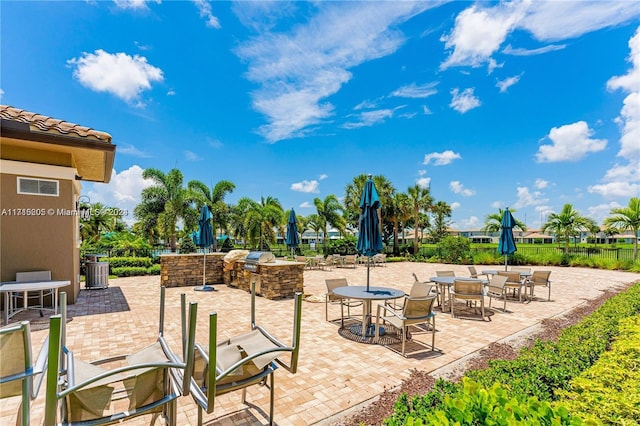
[2,1,639,230]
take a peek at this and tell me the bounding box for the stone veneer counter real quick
[160,253,225,287]
[226,259,305,299]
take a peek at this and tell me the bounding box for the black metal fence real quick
[467,246,635,262]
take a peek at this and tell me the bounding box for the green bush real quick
[327,235,357,255]
[179,237,197,254]
[557,316,640,425]
[111,266,149,277]
[436,236,471,264]
[147,264,161,275]
[108,257,153,268]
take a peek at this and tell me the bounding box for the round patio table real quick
[0,280,70,325]
[332,286,405,338]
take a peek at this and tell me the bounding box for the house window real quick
[17,177,59,196]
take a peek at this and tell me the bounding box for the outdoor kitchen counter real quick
[228,259,305,299]
[160,253,226,288]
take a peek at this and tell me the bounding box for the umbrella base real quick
[349,324,386,337]
[194,285,217,292]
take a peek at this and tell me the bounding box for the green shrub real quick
[147,264,161,275]
[385,379,458,425]
[179,237,197,254]
[557,316,640,425]
[109,257,153,268]
[436,236,471,264]
[111,266,148,277]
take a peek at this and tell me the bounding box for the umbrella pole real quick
[366,257,371,292]
[504,254,508,271]
[203,248,207,285]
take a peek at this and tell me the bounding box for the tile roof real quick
[0,105,112,142]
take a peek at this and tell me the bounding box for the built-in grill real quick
[243,251,276,273]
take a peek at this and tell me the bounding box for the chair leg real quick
[269,372,275,426]
[431,317,435,351]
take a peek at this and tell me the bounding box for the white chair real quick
[375,296,437,357]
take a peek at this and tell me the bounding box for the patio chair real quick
[450,279,486,320]
[185,283,302,425]
[387,276,437,311]
[373,253,387,266]
[325,278,363,327]
[0,320,48,426]
[435,270,455,277]
[43,287,197,426]
[375,296,437,357]
[316,255,334,271]
[510,267,531,274]
[526,270,552,301]
[11,270,54,316]
[485,274,509,312]
[467,265,479,278]
[498,271,526,302]
[343,254,358,268]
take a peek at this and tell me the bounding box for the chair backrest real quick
[408,281,434,298]
[412,273,421,282]
[530,270,551,284]
[486,275,508,295]
[467,266,478,278]
[436,270,455,277]
[453,279,483,296]
[295,256,307,263]
[0,321,33,399]
[403,296,436,319]
[510,267,531,273]
[16,270,51,281]
[498,271,522,284]
[325,278,348,302]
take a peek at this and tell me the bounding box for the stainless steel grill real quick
[243,251,276,272]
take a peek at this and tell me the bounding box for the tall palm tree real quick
[482,208,527,234]
[604,197,640,261]
[407,184,433,253]
[188,179,235,251]
[344,174,395,229]
[387,192,410,255]
[243,196,284,250]
[314,195,345,253]
[306,213,323,252]
[542,204,593,254]
[134,168,195,251]
[80,202,114,243]
[431,201,452,243]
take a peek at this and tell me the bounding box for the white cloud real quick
[440,3,526,69]
[184,150,203,161]
[534,178,549,189]
[423,150,461,166]
[318,174,328,180]
[390,82,438,98]
[343,108,394,129]
[290,180,320,193]
[588,182,640,199]
[535,121,607,162]
[299,201,313,209]
[208,137,223,149]
[496,73,523,93]
[491,200,503,209]
[450,181,475,196]
[422,105,433,115]
[450,202,461,211]
[603,163,639,182]
[114,0,160,10]
[450,88,481,113]
[167,89,176,96]
[234,2,435,142]
[83,165,153,225]
[117,143,152,158]
[587,202,623,224]
[193,0,221,29]
[68,49,163,104]
[502,43,566,56]
[458,215,479,228]
[513,186,548,209]
[354,99,379,110]
[416,177,431,188]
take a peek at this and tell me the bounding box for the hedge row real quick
[111,265,160,277]
[108,257,154,268]
[557,315,640,425]
[384,282,640,425]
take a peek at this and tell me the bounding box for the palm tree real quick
[542,204,593,254]
[243,196,284,250]
[134,168,195,251]
[482,208,527,234]
[314,195,345,253]
[431,201,452,243]
[306,213,323,252]
[188,179,235,251]
[407,184,433,253]
[604,197,640,261]
[80,202,114,243]
[344,174,395,229]
[387,192,410,255]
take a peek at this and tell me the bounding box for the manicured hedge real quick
[557,315,640,425]
[108,257,153,268]
[384,282,640,425]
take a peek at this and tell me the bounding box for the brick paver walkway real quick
[2,262,639,425]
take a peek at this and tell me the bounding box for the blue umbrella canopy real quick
[286,208,300,249]
[196,206,214,248]
[357,176,383,291]
[498,208,517,270]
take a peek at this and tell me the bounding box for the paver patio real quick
[2,262,639,425]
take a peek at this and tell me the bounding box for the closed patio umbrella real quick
[286,208,300,258]
[195,205,216,291]
[498,207,517,271]
[357,175,383,292]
